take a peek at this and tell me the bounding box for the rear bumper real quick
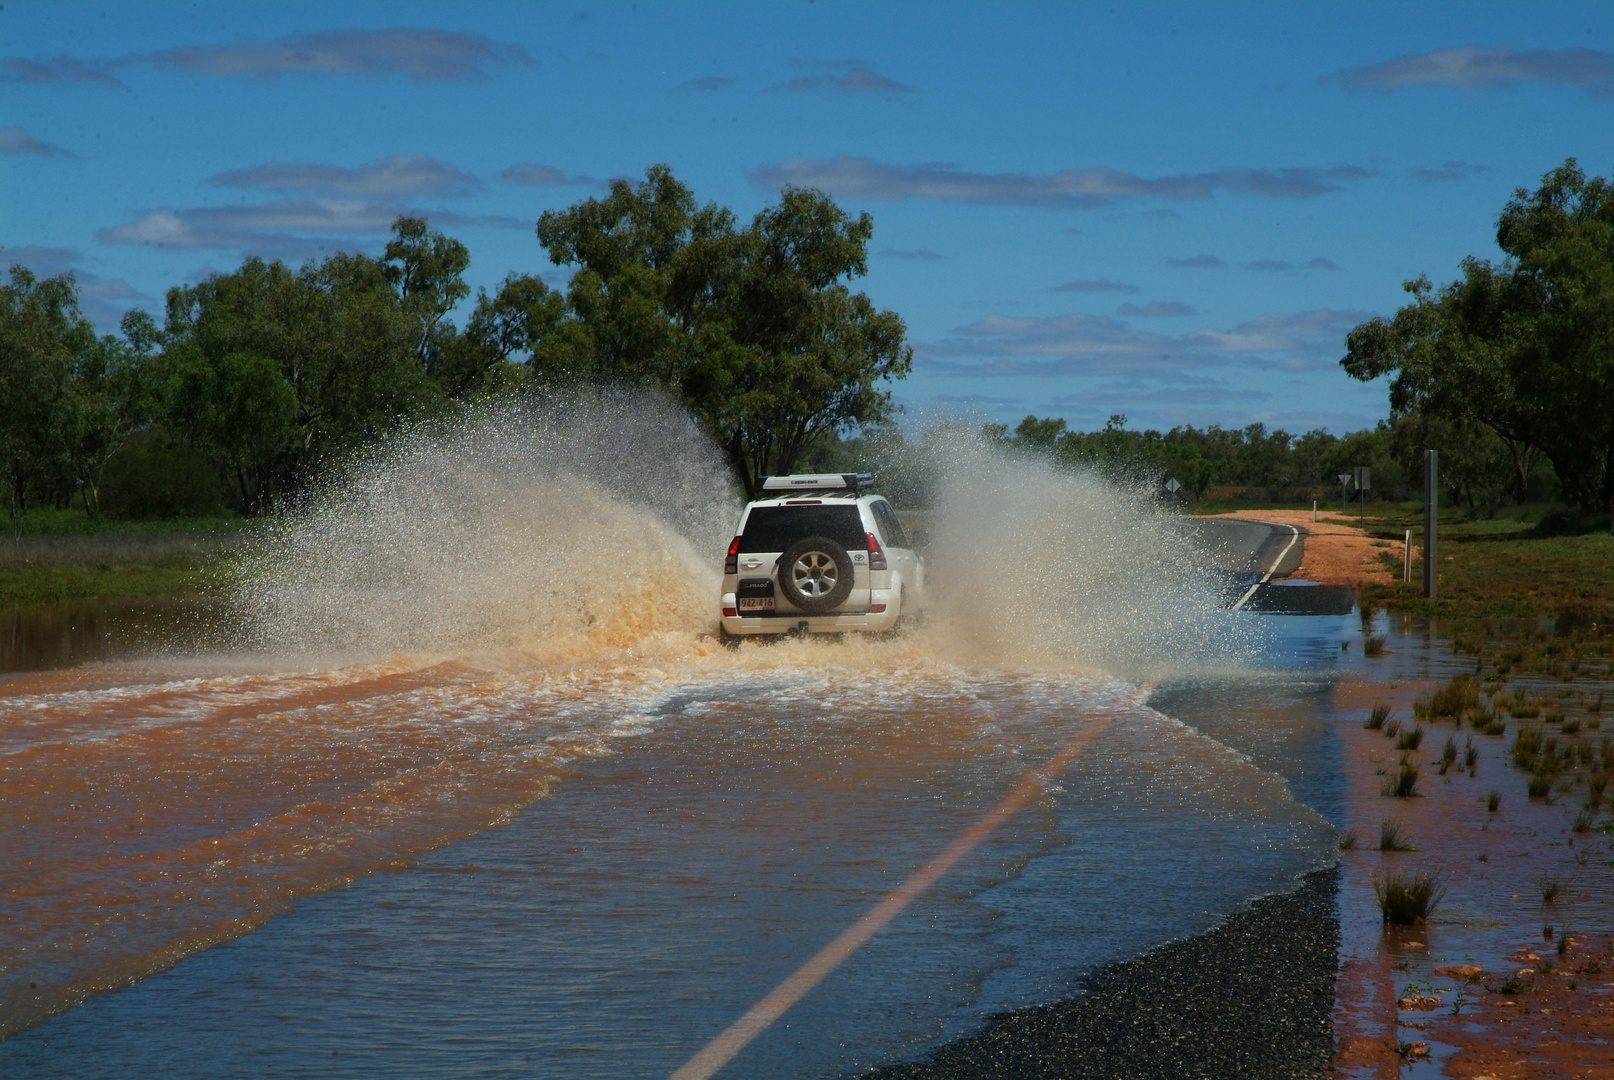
[719,590,899,635]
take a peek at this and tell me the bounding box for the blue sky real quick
[4,2,1613,435]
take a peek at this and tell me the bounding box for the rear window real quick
[739,505,867,553]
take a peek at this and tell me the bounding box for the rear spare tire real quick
[778,536,856,613]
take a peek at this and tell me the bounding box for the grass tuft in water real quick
[1487,790,1502,812]
[1379,818,1414,851]
[1528,774,1552,798]
[1572,810,1594,832]
[1363,703,1392,730]
[1374,869,1445,924]
[1363,635,1386,657]
[1338,829,1360,851]
[1382,763,1421,798]
[1538,875,1565,903]
[1396,725,1424,751]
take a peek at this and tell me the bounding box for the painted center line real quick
[1231,523,1302,612]
[667,713,1115,1080]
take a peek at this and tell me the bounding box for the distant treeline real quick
[6,159,1611,519]
[1,166,909,517]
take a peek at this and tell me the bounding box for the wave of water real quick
[2,395,1313,1059]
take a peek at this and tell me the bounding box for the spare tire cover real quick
[777,536,856,613]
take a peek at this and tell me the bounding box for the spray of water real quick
[235,397,1244,677]
[233,388,740,658]
[912,428,1249,677]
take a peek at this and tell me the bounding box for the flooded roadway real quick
[0,401,1352,1076]
[1,629,1343,1078]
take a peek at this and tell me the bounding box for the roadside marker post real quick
[1423,450,1438,599]
[1312,499,1317,522]
[1403,529,1412,583]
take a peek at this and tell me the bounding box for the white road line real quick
[666,715,1115,1080]
[1230,523,1301,612]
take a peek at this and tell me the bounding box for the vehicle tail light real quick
[722,606,738,617]
[870,602,887,613]
[866,532,887,571]
[725,536,740,575]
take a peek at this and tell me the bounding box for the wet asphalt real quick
[858,865,1339,1080]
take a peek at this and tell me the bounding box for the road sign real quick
[1353,466,1371,490]
[1337,473,1352,489]
[1164,478,1181,494]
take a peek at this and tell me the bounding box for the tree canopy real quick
[1,168,911,516]
[1342,159,1614,512]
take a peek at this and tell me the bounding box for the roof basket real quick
[757,473,875,493]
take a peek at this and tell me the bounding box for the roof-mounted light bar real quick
[758,473,875,493]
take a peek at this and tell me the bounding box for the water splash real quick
[914,429,1249,677]
[233,388,741,658]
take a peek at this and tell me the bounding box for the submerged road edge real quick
[861,864,1340,1080]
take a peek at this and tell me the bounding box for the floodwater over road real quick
[1,399,1358,1076]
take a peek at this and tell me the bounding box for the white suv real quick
[719,474,926,638]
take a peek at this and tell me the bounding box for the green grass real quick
[1,510,251,606]
[1357,507,1614,624]
[0,562,226,607]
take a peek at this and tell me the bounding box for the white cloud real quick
[916,307,1371,379]
[147,28,531,82]
[207,155,479,197]
[95,198,521,258]
[0,55,123,86]
[1051,278,1138,293]
[770,60,911,94]
[1335,47,1614,92]
[752,157,1374,208]
[674,75,733,92]
[500,163,601,187]
[0,127,72,157]
[1118,301,1195,318]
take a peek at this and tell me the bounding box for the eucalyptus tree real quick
[1342,159,1614,511]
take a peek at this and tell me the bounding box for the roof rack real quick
[757,473,875,493]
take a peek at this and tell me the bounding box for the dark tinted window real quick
[871,501,909,548]
[739,505,867,553]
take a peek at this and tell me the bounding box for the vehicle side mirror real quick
[911,530,930,547]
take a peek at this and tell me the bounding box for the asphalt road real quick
[1186,517,1305,579]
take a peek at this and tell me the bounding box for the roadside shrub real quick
[1374,870,1445,924]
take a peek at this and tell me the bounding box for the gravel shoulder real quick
[860,866,1339,1080]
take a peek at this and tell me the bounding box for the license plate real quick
[738,597,775,612]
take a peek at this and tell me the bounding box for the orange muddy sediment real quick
[1328,665,1614,1077]
[1203,509,1398,586]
